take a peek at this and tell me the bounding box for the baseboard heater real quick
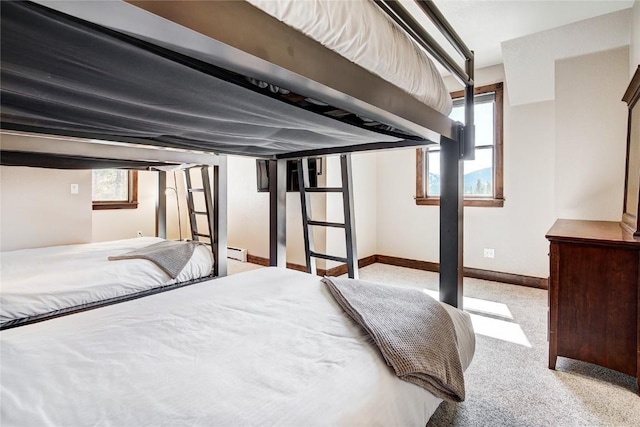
[228,246,247,262]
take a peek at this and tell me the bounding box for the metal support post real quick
[439,136,464,309]
[341,154,358,279]
[156,170,167,239]
[298,158,317,275]
[269,159,287,267]
[213,158,228,277]
[463,52,475,160]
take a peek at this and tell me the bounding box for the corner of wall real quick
[632,0,640,77]
[1,166,93,251]
[554,47,629,222]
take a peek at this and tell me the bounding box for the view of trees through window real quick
[92,169,129,201]
[416,82,503,207]
[427,95,495,198]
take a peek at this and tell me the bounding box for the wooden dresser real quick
[546,219,640,391]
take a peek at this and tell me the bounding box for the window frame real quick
[415,82,504,207]
[92,170,139,210]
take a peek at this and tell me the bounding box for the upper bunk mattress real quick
[0,237,214,328]
[1,1,455,156]
[246,0,452,115]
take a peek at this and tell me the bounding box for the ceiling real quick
[402,0,634,69]
[401,0,635,105]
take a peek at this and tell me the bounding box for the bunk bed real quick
[0,0,476,424]
[0,131,228,329]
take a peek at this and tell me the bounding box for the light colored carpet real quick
[227,258,264,274]
[228,261,640,426]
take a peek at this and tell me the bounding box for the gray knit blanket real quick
[108,241,202,279]
[322,276,465,402]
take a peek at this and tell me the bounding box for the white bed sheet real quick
[0,237,213,327]
[0,267,474,426]
[246,0,453,115]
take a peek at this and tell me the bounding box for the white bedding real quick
[0,237,213,327]
[0,267,474,426]
[246,0,453,115]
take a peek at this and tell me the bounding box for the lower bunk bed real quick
[0,267,475,426]
[0,237,214,329]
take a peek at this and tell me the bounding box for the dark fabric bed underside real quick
[0,1,413,157]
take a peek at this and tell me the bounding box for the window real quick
[416,83,504,207]
[92,170,138,210]
[255,158,321,192]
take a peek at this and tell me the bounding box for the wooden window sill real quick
[415,197,504,207]
[93,202,139,210]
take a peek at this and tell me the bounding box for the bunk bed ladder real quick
[184,166,216,249]
[298,154,358,279]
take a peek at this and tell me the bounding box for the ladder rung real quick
[309,251,348,263]
[304,187,343,193]
[308,220,345,228]
[188,188,205,193]
[192,211,208,215]
[194,233,211,238]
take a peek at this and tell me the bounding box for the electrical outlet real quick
[483,248,495,258]
[70,184,79,194]
[137,231,143,238]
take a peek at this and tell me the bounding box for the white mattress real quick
[246,0,453,115]
[0,267,474,426]
[0,237,214,327]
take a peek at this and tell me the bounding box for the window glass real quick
[92,170,137,210]
[450,95,495,146]
[92,169,129,201]
[426,147,493,197]
[462,147,493,196]
[416,82,503,207]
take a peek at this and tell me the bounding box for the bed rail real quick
[375,0,475,160]
[376,1,472,86]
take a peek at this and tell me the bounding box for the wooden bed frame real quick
[0,0,475,309]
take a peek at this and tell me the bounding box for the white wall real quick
[227,153,377,269]
[351,153,378,260]
[500,100,555,276]
[377,48,628,279]
[555,47,629,221]
[0,133,183,252]
[325,152,378,269]
[376,148,439,262]
[226,156,270,260]
[226,156,327,267]
[631,0,640,76]
[502,8,631,106]
[0,166,92,251]
[377,64,556,278]
[93,171,158,241]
